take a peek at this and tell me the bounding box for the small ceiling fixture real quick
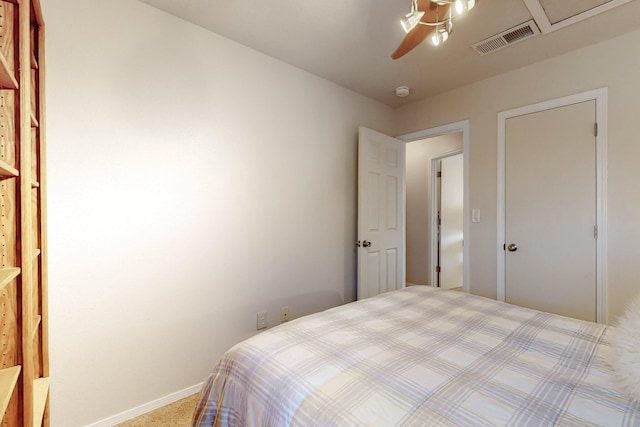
[396,86,411,97]
[392,0,477,59]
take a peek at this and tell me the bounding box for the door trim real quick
[497,88,608,323]
[398,120,470,293]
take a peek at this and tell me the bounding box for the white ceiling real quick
[136,0,640,107]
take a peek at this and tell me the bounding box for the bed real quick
[192,286,640,426]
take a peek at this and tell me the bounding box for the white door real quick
[505,100,597,321]
[357,126,406,300]
[439,154,464,290]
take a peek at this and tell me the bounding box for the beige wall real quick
[43,0,394,425]
[396,28,640,322]
[406,133,462,285]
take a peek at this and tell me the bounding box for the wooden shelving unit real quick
[0,0,48,425]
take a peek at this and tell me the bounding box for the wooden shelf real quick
[33,248,41,258]
[0,52,18,90]
[32,315,41,338]
[30,111,39,128]
[0,267,21,292]
[32,180,40,188]
[0,366,21,419]
[0,158,19,179]
[33,377,50,427]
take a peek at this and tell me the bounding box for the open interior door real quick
[439,153,464,290]
[357,127,406,300]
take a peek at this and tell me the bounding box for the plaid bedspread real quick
[192,286,640,426]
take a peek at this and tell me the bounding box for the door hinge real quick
[594,225,598,239]
[594,122,598,137]
[436,266,441,273]
[437,171,442,178]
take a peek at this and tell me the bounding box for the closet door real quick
[504,101,597,322]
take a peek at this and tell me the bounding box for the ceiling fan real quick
[392,0,476,59]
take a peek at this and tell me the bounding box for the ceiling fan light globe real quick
[401,10,425,33]
[431,32,441,46]
[455,0,465,15]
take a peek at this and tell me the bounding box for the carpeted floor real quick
[116,394,198,427]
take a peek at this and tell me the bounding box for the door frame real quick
[497,88,608,323]
[399,120,470,292]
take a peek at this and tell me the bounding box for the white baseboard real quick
[86,383,203,427]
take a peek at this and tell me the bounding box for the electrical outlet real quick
[257,311,267,330]
[281,307,289,323]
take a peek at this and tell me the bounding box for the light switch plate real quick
[472,209,481,223]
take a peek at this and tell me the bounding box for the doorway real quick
[497,89,608,323]
[400,121,469,292]
[357,123,469,300]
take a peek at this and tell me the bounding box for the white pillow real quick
[610,295,640,403]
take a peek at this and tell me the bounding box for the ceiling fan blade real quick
[391,1,450,60]
[391,25,432,60]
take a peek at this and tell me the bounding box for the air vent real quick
[472,20,540,56]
